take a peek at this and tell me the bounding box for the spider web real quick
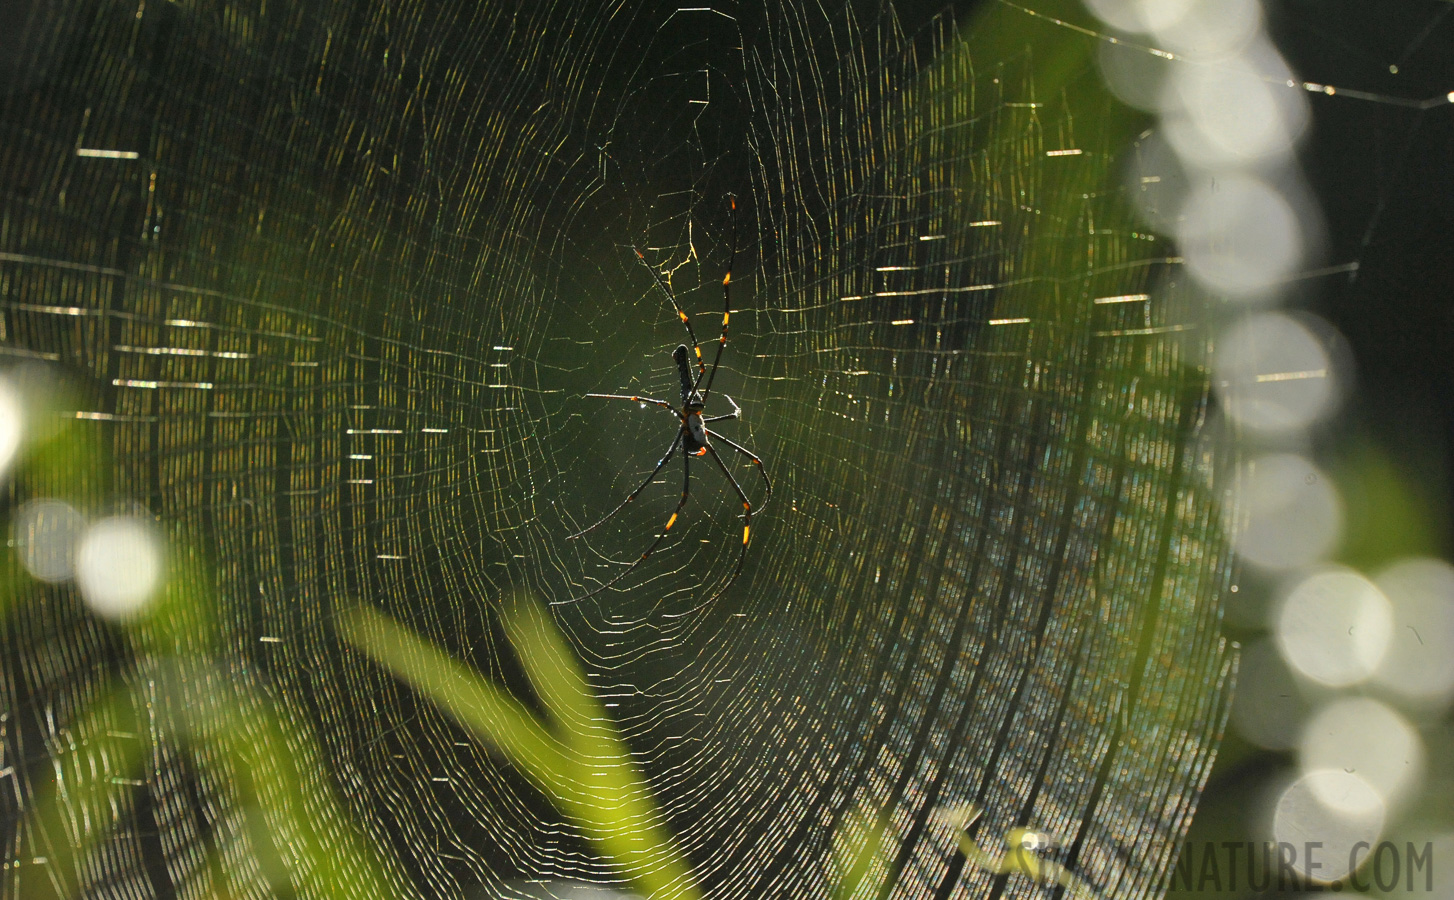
[12,0,1416,896]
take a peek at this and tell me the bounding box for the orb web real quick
[0,1,1250,898]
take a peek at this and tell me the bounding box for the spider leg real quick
[585,392,676,413]
[562,444,694,604]
[707,431,771,511]
[697,194,736,401]
[703,442,753,591]
[567,430,683,540]
[703,394,740,423]
[635,247,705,381]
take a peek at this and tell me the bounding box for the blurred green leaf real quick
[342,597,703,900]
[940,803,1102,900]
[831,804,894,900]
[178,673,397,899]
[1335,438,1447,571]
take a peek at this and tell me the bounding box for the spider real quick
[567,196,770,602]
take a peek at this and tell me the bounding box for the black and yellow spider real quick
[569,197,770,601]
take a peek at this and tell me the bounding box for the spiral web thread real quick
[0,1,1236,898]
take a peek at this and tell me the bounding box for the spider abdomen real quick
[683,412,709,455]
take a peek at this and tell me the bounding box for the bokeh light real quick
[1148,0,1261,58]
[1299,697,1422,814]
[1276,567,1391,688]
[1097,37,1174,113]
[1230,638,1310,750]
[0,373,23,480]
[1372,558,1454,708]
[1126,131,1191,229]
[1178,173,1303,298]
[1273,770,1385,883]
[1091,0,1446,886]
[1214,311,1340,435]
[1082,0,1196,35]
[12,499,87,583]
[1231,453,1341,571]
[1162,49,1307,166]
[75,515,165,620]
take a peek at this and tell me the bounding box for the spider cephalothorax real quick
[563,196,770,604]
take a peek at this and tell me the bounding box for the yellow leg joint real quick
[665,513,678,531]
[742,524,750,545]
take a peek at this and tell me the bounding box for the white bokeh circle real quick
[1299,697,1422,814]
[1214,312,1340,434]
[1273,770,1385,883]
[1276,567,1391,687]
[0,374,23,480]
[75,516,166,620]
[12,499,87,583]
[1230,454,1341,571]
[1082,0,1198,35]
[1372,558,1454,708]
[1177,174,1303,298]
[1162,38,1307,165]
[1150,0,1261,58]
[1230,638,1309,749]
